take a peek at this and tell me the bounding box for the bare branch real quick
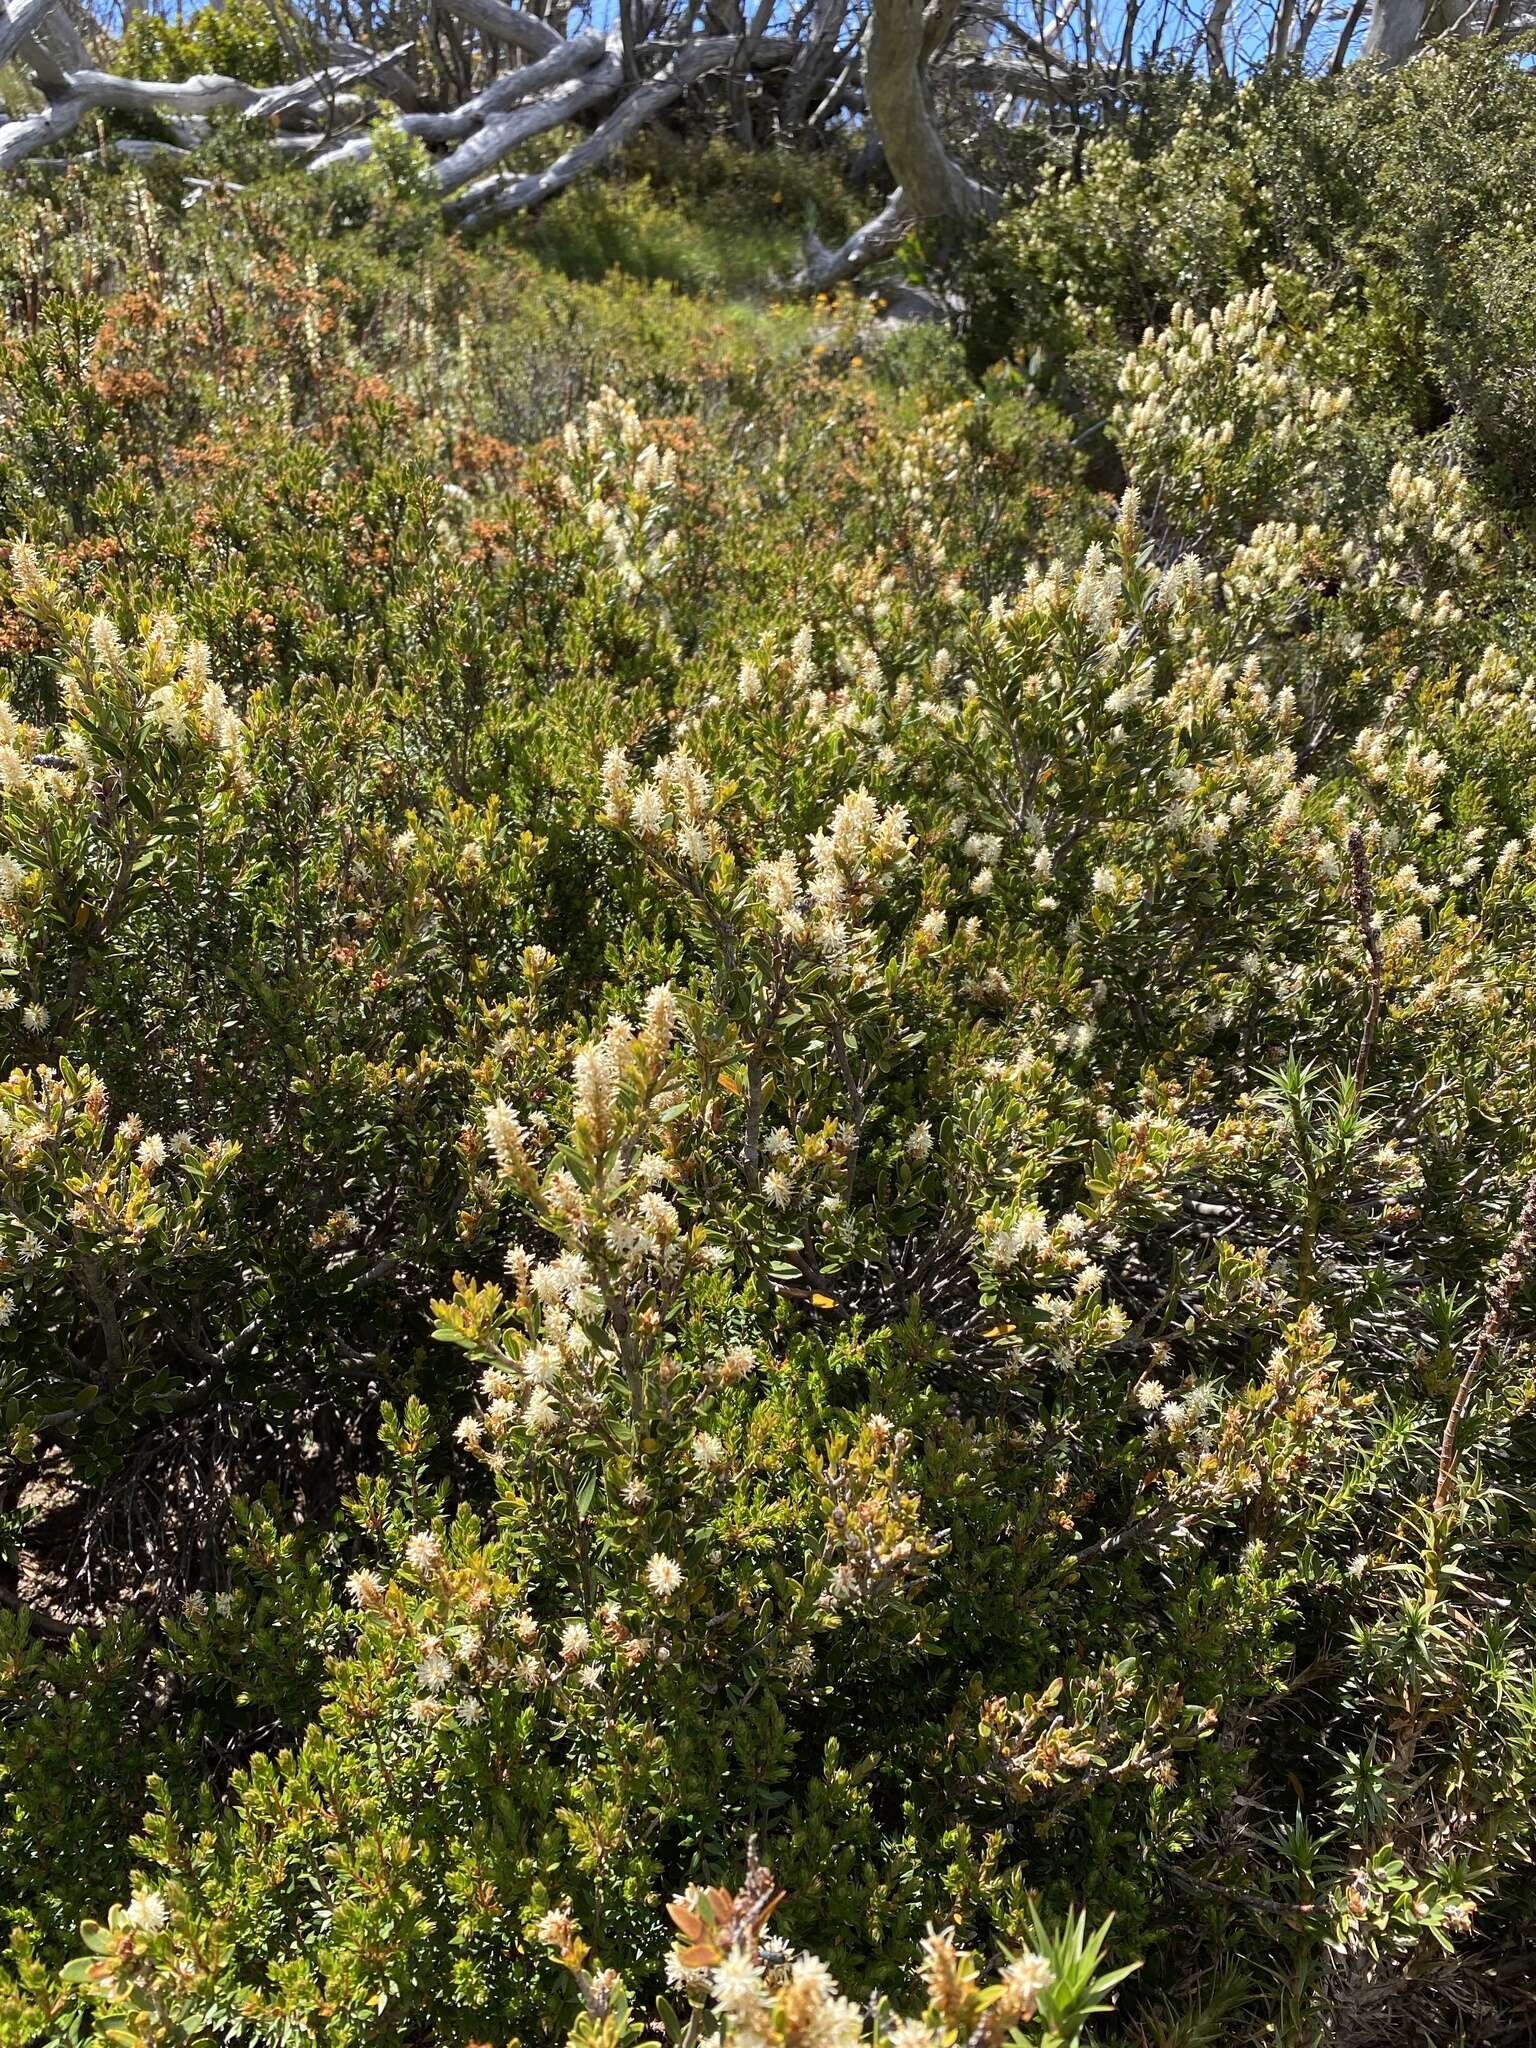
[0,93,84,169]
[63,66,261,112]
[308,29,610,171]
[0,0,58,74]
[793,188,912,289]
[434,0,565,60]
[453,35,742,228]
[435,45,621,193]
[243,38,415,121]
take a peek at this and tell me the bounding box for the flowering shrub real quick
[1114,283,1358,544]
[7,48,1536,2048]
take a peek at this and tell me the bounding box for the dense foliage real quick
[5,42,1536,2048]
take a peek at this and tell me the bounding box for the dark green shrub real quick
[4,59,1536,2048]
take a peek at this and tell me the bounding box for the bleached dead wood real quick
[308,29,609,173]
[323,35,424,109]
[434,0,565,60]
[0,92,83,169]
[793,188,912,288]
[435,44,620,192]
[62,67,261,113]
[416,27,606,132]
[243,40,415,123]
[0,0,57,73]
[452,35,740,228]
[12,0,84,91]
[789,0,997,291]
[107,135,189,160]
[936,51,1108,95]
[7,0,1484,283]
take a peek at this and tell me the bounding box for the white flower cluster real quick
[602,745,719,864]
[137,618,241,756]
[7,551,241,772]
[1223,459,1486,642]
[560,386,680,595]
[1365,461,1487,630]
[1115,283,1353,533]
[467,986,701,1453]
[751,787,911,975]
[711,1947,864,2048]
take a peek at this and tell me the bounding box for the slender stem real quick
[1435,1169,1536,1511]
[1347,824,1384,1094]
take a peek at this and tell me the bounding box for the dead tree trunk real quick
[865,0,996,220]
[793,0,997,289]
[453,37,741,227]
[0,0,58,73]
[1362,0,1425,56]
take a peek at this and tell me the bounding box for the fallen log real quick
[0,93,83,170]
[453,36,738,228]
[0,0,973,288]
[62,67,261,114]
[436,44,620,194]
[308,28,608,173]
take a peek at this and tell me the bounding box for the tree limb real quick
[452,35,740,228]
[779,0,854,128]
[312,31,613,177]
[0,0,56,75]
[10,0,84,91]
[793,186,912,288]
[435,45,621,193]
[434,0,566,60]
[63,67,261,113]
[0,93,84,170]
[243,39,416,123]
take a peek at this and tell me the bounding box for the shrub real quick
[969,42,1536,500]
[114,0,296,87]
[5,55,1536,2048]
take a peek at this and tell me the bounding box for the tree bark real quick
[63,67,261,113]
[324,35,424,109]
[435,46,621,193]
[1362,0,1424,57]
[0,0,56,75]
[0,93,83,168]
[307,30,608,172]
[787,0,996,292]
[243,40,415,123]
[454,37,740,229]
[864,0,996,222]
[11,0,85,91]
[794,188,913,288]
[435,0,565,60]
